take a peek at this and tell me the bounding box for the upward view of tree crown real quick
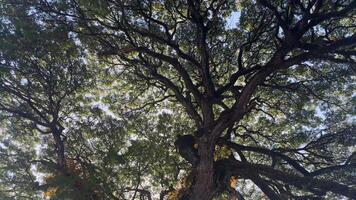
[0,0,355,200]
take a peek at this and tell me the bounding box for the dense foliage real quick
[0,0,355,199]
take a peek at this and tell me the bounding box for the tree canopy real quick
[0,0,355,199]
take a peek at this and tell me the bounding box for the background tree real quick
[0,3,96,198]
[1,0,356,199]
[0,3,184,199]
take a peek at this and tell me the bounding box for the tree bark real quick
[51,127,65,169]
[190,136,215,200]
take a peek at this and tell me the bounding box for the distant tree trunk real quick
[51,127,65,169]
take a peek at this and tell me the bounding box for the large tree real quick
[1,0,356,199]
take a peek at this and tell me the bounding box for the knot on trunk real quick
[175,135,199,165]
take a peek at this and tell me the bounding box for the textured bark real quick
[190,139,215,200]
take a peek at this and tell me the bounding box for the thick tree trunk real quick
[52,128,65,169]
[190,136,215,200]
